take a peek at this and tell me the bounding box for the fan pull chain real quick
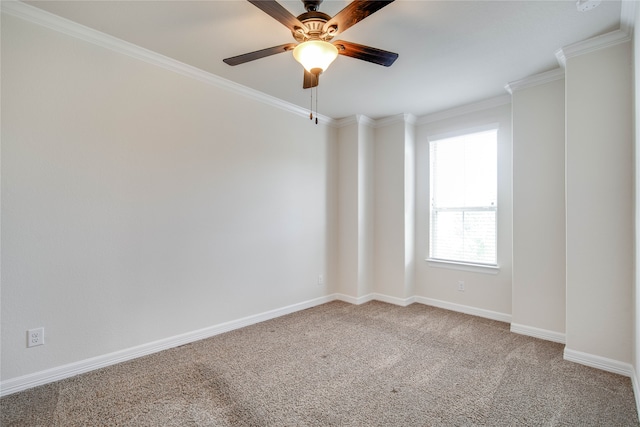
[308,81,319,125]
[310,86,313,121]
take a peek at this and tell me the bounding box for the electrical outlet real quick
[458,281,465,292]
[27,327,44,348]
[317,274,324,286]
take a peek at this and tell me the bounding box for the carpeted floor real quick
[1,301,639,426]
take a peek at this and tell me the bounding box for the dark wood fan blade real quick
[323,0,394,36]
[303,69,319,89]
[223,43,297,66]
[248,0,308,33]
[334,40,398,66]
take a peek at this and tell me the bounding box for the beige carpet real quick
[2,301,638,426]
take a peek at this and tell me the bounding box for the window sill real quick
[426,258,500,275]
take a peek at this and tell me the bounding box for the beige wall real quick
[337,115,416,303]
[1,14,336,380]
[634,2,640,386]
[374,117,415,300]
[414,104,513,318]
[511,77,566,336]
[336,117,375,300]
[336,121,360,298]
[3,0,638,396]
[565,41,633,363]
[374,121,405,298]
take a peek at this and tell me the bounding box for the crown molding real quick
[404,113,418,126]
[555,28,632,67]
[334,114,375,128]
[5,0,633,128]
[416,94,511,125]
[356,114,376,127]
[1,0,335,126]
[374,113,417,128]
[374,114,405,128]
[334,116,358,128]
[335,113,418,129]
[555,1,636,68]
[504,68,565,94]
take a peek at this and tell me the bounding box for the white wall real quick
[336,117,375,300]
[3,0,638,399]
[414,103,513,318]
[405,120,417,300]
[373,120,405,298]
[565,41,633,363]
[359,120,375,299]
[511,77,566,337]
[336,114,417,304]
[634,0,640,391]
[337,121,360,297]
[373,116,416,301]
[1,14,336,381]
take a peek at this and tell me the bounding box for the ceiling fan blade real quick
[248,0,308,33]
[334,40,398,67]
[323,0,395,37]
[303,69,319,89]
[223,43,297,66]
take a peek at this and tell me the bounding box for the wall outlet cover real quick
[27,327,45,347]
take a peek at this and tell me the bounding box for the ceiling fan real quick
[223,0,399,89]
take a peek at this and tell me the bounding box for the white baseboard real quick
[632,367,640,418]
[332,293,416,307]
[371,293,416,307]
[0,295,334,397]
[0,292,419,396]
[563,347,634,377]
[414,296,512,323]
[7,292,628,398]
[332,293,375,305]
[510,323,566,344]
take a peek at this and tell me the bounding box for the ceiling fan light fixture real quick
[293,40,339,74]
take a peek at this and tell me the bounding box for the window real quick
[429,128,497,266]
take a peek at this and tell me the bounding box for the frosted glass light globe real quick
[293,40,339,74]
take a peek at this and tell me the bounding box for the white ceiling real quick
[25,0,623,120]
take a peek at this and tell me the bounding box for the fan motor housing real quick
[293,11,334,42]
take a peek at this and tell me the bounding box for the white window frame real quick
[426,124,499,273]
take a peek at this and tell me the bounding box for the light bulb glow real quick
[293,41,339,73]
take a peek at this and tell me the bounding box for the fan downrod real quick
[303,0,323,12]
